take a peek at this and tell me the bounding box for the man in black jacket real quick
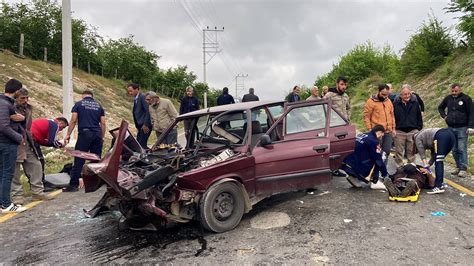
[217,87,235,105]
[127,83,152,149]
[242,88,259,102]
[438,83,474,178]
[0,79,26,213]
[286,85,301,102]
[393,85,423,167]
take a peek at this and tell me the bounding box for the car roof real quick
[178,100,285,118]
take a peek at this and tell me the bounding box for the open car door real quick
[252,100,332,197]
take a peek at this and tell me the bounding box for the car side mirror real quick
[260,134,272,147]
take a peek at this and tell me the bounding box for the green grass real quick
[350,50,474,171]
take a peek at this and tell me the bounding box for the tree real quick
[446,0,474,46]
[97,36,160,85]
[400,15,455,77]
[315,42,402,89]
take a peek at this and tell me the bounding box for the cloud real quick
[7,0,459,100]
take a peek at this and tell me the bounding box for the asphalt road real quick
[0,166,472,264]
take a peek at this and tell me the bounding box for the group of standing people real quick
[287,76,472,195]
[0,79,69,213]
[128,84,261,150]
[344,81,472,195]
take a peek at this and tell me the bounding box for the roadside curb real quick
[444,178,474,197]
[0,189,63,223]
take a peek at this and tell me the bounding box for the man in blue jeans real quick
[64,90,106,192]
[438,83,474,178]
[0,79,26,212]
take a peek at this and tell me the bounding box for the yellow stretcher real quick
[389,189,420,202]
[388,178,421,202]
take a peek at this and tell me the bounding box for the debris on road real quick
[316,191,330,197]
[431,211,446,217]
[236,248,256,254]
[312,255,330,263]
[343,219,353,223]
[459,193,466,197]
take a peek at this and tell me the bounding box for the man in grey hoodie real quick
[414,128,455,194]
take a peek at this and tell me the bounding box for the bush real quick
[400,15,455,77]
[315,42,402,90]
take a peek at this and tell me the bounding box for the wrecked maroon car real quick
[75,99,355,233]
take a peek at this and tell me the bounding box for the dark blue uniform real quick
[342,131,388,183]
[70,96,105,188]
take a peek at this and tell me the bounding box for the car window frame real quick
[263,100,330,144]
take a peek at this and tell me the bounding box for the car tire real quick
[199,182,245,233]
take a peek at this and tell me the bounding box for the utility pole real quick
[203,26,224,107]
[19,33,24,57]
[202,26,224,83]
[235,74,248,101]
[62,0,73,139]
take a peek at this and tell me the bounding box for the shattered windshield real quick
[197,111,248,146]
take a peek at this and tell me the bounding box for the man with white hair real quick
[393,84,423,167]
[145,91,178,145]
[306,86,320,101]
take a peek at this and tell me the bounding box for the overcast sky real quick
[9,0,461,100]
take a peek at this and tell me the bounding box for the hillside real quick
[0,50,137,174]
[350,49,474,171]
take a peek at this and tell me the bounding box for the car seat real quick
[243,121,264,147]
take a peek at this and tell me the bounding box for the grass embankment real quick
[0,51,180,192]
[350,49,474,171]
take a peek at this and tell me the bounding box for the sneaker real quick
[450,169,460,176]
[346,175,362,188]
[1,203,27,213]
[370,180,386,190]
[458,170,469,178]
[427,187,445,194]
[383,178,400,197]
[440,183,449,189]
[62,186,79,192]
[32,193,54,201]
[332,169,347,177]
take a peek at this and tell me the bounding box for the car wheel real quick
[199,182,245,233]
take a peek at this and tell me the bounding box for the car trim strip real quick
[256,169,332,183]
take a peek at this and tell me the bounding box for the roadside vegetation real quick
[313,0,474,171]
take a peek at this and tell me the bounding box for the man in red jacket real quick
[31,117,68,191]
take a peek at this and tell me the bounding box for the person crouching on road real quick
[31,117,68,191]
[145,91,178,145]
[341,125,388,190]
[414,128,455,194]
[11,88,53,205]
[383,163,435,198]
